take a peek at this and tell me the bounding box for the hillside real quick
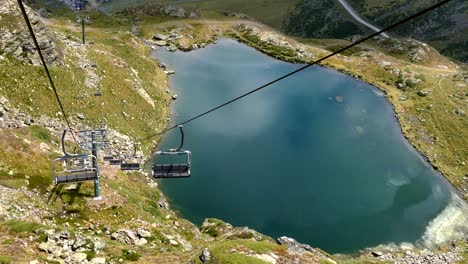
[158,0,467,63]
[0,0,467,263]
[0,1,338,263]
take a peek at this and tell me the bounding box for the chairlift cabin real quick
[52,129,98,185]
[120,144,142,171]
[152,126,192,178]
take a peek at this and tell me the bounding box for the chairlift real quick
[79,128,108,150]
[152,125,192,178]
[52,129,98,185]
[108,158,122,166]
[120,144,142,171]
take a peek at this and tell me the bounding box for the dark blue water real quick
[154,39,452,253]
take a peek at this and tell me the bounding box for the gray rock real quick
[417,89,431,97]
[137,229,152,238]
[153,34,168,41]
[158,196,170,209]
[73,236,87,250]
[77,113,86,120]
[454,109,465,116]
[73,252,87,262]
[135,238,147,246]
[94,240,106,251]
[58,231,70,240]
[39,242,53,253]
[91,257,106,264]
[200,248,211,262]
[277,236,314,254]
[154,40,168,47]
[171,94,178,100]
[371,251,383,257]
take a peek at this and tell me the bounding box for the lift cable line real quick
[139,0,452,142]
[16,0,78,142]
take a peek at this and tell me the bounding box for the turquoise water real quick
[154,39,452,253]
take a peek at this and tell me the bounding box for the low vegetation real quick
[0,0,466,263]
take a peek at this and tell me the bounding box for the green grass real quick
[0,255,12,264]
[1,220,43,234]
[1,238,14,245]
[167,0,299,29]
[121,249,142,261]
[194,240,285,264]
[29,125,52,143]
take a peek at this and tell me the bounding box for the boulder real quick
[417,89,431,97]
[154,40,168,47]
[454,109,465,116]
[153,34,168,41]
[38,242,53,253]
[277,236,314,254]
[137,229,152,238]
[94,239,106,251]
[135,238,147,246]
[73,252,87,262]
[73,236,87,250]
[200,248,211,263]
[158,196,170,209]
[91,257,106,264]
[77,113,86,120]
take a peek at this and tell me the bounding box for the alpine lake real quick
[152,39,460,253]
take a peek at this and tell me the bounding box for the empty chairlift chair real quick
[101,142,114,161]
[108,157,122,166]
[52,129,98,185]
[152,125,192,179]
[120,144,142,171]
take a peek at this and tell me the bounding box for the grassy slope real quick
[0,2,466,263]
[0,8,171,153]
[0,4,334,264]
[166,0,299,29]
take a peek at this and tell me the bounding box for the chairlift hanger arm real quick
[177,125,184,151]
[61,129,78,157]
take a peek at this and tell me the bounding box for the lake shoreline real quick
[147,22,466,201]
[150,36,467,255]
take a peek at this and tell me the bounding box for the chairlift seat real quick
[120,163,140,171]
[55,171,98,184]
[109,159,121,165]
[152,164,190,178]
[151,125,192,179]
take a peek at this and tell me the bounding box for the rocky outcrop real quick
[117,4,198,18]
[110,228,151,245]
[277,236,337,264]
[367,248,462,264]
[37,229,106,263]
[0,0,60,66]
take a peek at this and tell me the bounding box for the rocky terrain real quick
[0,0,466,263]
